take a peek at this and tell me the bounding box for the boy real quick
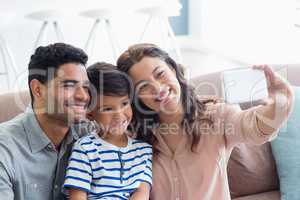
[63,62,152,200]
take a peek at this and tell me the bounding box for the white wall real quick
[0,0,184,93]
[189,0,300,65]
[2,0,298,94]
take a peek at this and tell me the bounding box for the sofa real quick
[0,65,299,199]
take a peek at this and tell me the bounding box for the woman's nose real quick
[150,80,162,95]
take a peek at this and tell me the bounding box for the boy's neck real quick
[102,133,128,148]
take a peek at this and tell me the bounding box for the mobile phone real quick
[222,68,268,104]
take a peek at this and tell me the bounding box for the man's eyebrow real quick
[60,80,90,85]
[135,66,160,87]
[60,80,78,84]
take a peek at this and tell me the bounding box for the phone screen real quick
[222,68,268,104]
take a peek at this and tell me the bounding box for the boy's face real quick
[89,95,132,136]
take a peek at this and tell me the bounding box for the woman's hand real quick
[252,65,294,134]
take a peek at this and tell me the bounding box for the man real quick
[0,43,91,200]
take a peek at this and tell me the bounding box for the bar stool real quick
[25,10,64,52]
[0,12,18,90]
[137,2,183,64]
[80,8,120,64]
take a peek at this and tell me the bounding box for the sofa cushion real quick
[232,190,280,200]
[0,91,30,123]
[271,86,300,200]
[228,143,279,198]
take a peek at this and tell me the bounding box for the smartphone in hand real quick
[222,68,269,104]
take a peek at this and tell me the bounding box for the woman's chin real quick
[158,99,181,114]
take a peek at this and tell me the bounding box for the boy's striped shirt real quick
[63,134,152,199]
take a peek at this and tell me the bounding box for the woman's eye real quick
[138,83,149,92]
[157,71,165,78]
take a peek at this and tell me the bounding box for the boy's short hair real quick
[87,62,132,97]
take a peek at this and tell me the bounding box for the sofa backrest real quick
[0,91,30,123]
[190,65,300,197]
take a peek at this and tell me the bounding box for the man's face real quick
[43,63,90,125]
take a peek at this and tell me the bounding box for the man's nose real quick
[74,86,90,102]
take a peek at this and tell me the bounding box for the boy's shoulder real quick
[74,134,100,148]
[130,138,152,148]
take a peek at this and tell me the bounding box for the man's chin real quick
[71,115,88,124]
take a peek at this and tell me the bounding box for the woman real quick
[116,43,294,200]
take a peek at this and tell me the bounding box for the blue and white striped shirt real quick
[63,134,152,200]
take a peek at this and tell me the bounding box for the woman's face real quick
[128,56,181,114]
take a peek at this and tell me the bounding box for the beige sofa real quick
[0,65,299,199]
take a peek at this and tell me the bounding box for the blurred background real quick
[0,0,300,93]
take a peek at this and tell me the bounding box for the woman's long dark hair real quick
[117,43,215,152]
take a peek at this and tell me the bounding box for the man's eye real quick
[63,84,75,88]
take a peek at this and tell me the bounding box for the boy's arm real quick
[63,140,93,200]
[69,189,87,200]
[130,144,152,200]
[129,182,151,200]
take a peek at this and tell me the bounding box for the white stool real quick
[26,10,64,52]
[80,8,120,64]
[0,12,18,90]
[137,2,183,64]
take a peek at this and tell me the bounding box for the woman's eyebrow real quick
[152,66,161,74]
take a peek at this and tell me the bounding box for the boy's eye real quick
[100,107,112,112]
[82,85,90,91]
[122,100,130,107]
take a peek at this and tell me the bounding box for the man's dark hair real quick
[28,43,88,103]
[87,62,132,98]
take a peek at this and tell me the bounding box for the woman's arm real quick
[129,182,151,200]
[253,65,294,135]
[69,189,87,200]
[221,65,294,149]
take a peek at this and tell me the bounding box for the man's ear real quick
[30,79,45,100]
